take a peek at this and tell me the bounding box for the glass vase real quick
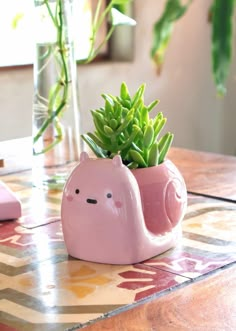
[32,0,82,190]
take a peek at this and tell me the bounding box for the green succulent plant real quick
[81,82,174,169]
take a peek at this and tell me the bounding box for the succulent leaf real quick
[148,142,159,166]
[131,83,146,107]
[154,116,166,139]
[115,108,134,135]
[109,118,118,130]
[129,149,147,167]
[131,142,143,154]
[143,125,154,148]
[158,132,174,163]
[140,105,149,127]
[101,93,114,106]
[147,99,159,112]
[119,125,141,151]
[91,111,105,128]
[127,161,139,169]
[120,82,131,100]
[91,111,111,143]
[105,100,113,114]
[87,133,111,151]
[104,125,114,136]
[81,134,108,158]
[121,99,132,108]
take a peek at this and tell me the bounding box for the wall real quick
[0,0,235,155]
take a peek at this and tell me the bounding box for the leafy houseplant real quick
[82,82,174,169]
[150,0,235,96]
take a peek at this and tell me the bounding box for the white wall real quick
[0,0,235,155]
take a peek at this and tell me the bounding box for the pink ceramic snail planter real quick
[61,152,187,265]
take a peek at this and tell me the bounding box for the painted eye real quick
[75,189,80,194]
[106,193,112,198]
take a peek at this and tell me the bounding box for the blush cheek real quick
[66,194,73,202]
[115,201,123,208]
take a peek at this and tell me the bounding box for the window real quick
[0,0,105,67]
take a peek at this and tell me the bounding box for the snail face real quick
[65,184,123,211]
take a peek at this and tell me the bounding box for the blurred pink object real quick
[0,181,22,221]
[61,152,187,264]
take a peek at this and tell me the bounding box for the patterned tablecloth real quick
[0,170,236,330]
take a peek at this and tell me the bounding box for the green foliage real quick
[211,0,235,96]
[150,0,236,96]
[32,0,134,155]
[112,0,132,14]
[79,0,135,64]
[82,82,173,169]
[150,0,192,70]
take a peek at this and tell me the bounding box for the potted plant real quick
[61,82,187,264]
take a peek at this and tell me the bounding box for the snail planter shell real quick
[61,152,187,265]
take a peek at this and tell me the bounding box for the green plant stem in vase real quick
[32,0,135,190]
[32,0,81,190]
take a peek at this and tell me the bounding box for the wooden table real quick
[169,148,236,202]
[0,138,236,331]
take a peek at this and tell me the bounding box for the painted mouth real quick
[86,198,97,204]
